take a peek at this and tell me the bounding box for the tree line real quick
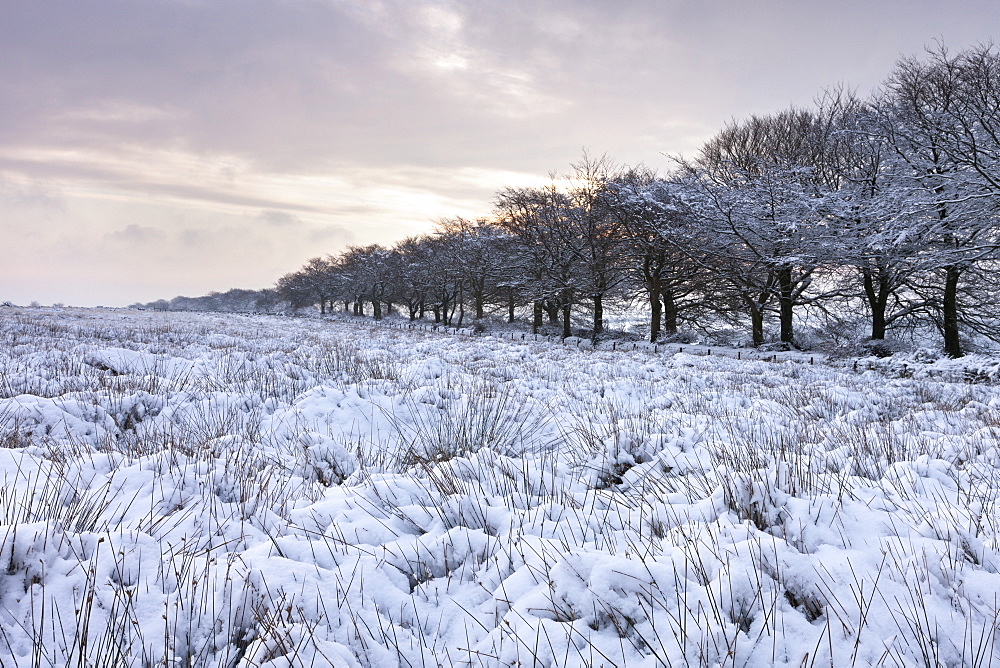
[145,45,1000,357]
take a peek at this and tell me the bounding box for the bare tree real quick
[879,44,1000,356]
[433,217,512,322]
[494,184,583,338]
[818,91,931,341]
[682,108,843,347]
[276,256,337,313]
[337,245,393,319]
[567,153,629,340]
[604,167,705,342]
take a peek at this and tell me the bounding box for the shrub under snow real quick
[0,307,998,666]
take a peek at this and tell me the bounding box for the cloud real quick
[107,224,165,244]
[0,174,66,213]
[259,210,302,228]
[56,100,181,125]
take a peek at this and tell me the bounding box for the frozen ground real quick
[0,306,998,667]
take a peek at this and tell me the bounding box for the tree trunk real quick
[372,299,382,320]
[562,303,572,339]
[862,268,888,340]
[433,306,441,323]
[942,265,962,358]
[508,296,516,323]
[532,301,543,334]
[751,308,764,347]
[319,299,326,315]
[744,296,765,347]
[592,294,604,340]
[545,300,560,325]
[475,295,484,320]
[662,290,678,336]
[343,300,350,313]
[777,267,794,345]
[648,286,661,343]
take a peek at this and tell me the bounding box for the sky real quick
[3,0,1000,307]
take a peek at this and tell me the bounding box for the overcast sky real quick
[3,0,1000,306]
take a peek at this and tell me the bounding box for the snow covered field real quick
[0,307,998,667]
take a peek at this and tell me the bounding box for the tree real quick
[391,236,433,321]
[276,258,334,312]
[819,91,931,341]
[494,184,583,338]
[566,153,629,340]
[604,167,705,342]
[433,217,511,322]
[878,44,1000,356]
[337,245,393,319]
[682,108,841,346]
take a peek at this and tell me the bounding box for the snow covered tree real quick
[493,183,584,338]
[819,92,931,341]
[566,153,629,339]
[603,167,705,342]
[276,256,338,313]
[391,235,434,321]
[432,217,512,322]
[682,108,839,346]
[877,44,1000,356]
[337,245,393,319]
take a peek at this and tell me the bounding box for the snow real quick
[0,306,998,666]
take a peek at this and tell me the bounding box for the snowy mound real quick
[0,307,997,666]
